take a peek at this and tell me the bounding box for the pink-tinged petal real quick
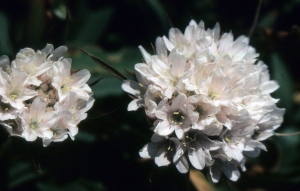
[122,80,144,96]
[59,92,78,110]
[68,125,78,137]
[138,46,151,64]
[18,89,38,101]
[175,127,184,139]
[29,78,43,86]
[247,140,267,151]
[0,55,11,73]
[223,145,243,162]
[261,80,279,94]
[235,35,249,44]
[151,56,169,76]
[255,130,274,141]
[155,37,167,61]
[22,131,37,141]
[29,97,47,117]
[139,142,166,158]
[155,152,170,166]
[77,97,95,113]
[174,156,189,173]
[155,120,173,136]
[212,22,220,40]
[43,111,59,127]
[128,99,143,111]
[11,69,30,87]
[8,100,24,110]
[189,20,197,27]
[171,93,187,110]
[41,44,54,55]
[162,36,174,51]
[164,87,176,99]
[155,109,168,120]
[171,138,185,162]
[222,162,240,182]
[168,28,183,45]
[0,70,9,86]
[202,117,223,136]
[50,46,68,61]
[151,133,166,142]
[184,25,195,42]
[188,148,205,170]
[53,59,71,78]
[39,129,53,139]
[43,139,52,147]
[139,143,152,158]
[243,148,261,158]
[209,166,221,183]
[169,53,186,77]
[72,84,92,100]
[70,69,91,87]
[216,112,232,129]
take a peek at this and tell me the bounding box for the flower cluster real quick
[0,44,94,147]
[122,20,285,182]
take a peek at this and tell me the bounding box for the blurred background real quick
[0,0,300,190]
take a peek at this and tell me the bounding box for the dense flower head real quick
[0,44,94,146]
[122,20,285,182]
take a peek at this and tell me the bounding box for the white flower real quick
[144,85,164,117]
[52,58,92,102]
[121,79,146,111]
[154,93,198,139]
[0,96,18,120]
[0,55,12,74]
[0,69,37,109]
[19,97,59,141]
[209,158,241,183]
[42,110,70,147]
[54,92,95,138]
[12,48,52,86]
[123,20,285,182]
[174,130,219,170]
[139,133,189,173]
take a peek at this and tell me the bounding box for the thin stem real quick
[248,0,262,39]
[274,131,300,137]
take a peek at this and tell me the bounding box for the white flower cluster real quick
[0,44,94,147]
[122,20,285,182]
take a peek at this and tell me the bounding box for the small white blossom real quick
[12,47,52,86]
[19,97,58,141]
[52,58,92,102]
[0,69,37,109]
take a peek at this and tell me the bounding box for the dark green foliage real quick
[1,0,300,190]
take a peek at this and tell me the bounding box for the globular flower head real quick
[122,20,285,182]
[0,44,95,146]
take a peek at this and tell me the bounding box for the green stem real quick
[274,131,300,136]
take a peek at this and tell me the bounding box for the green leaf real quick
[74,7,113,45]
[37,178,106,191]
[0,12,13,56]
[270,53,294,114]
[258,10,277,28]
[68,45,141,98]
[76,131,97,143]
[275,126,300,175]
[8,161,44,189]
[81,48,128,81]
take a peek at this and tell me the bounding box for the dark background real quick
[0,0,300,190]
